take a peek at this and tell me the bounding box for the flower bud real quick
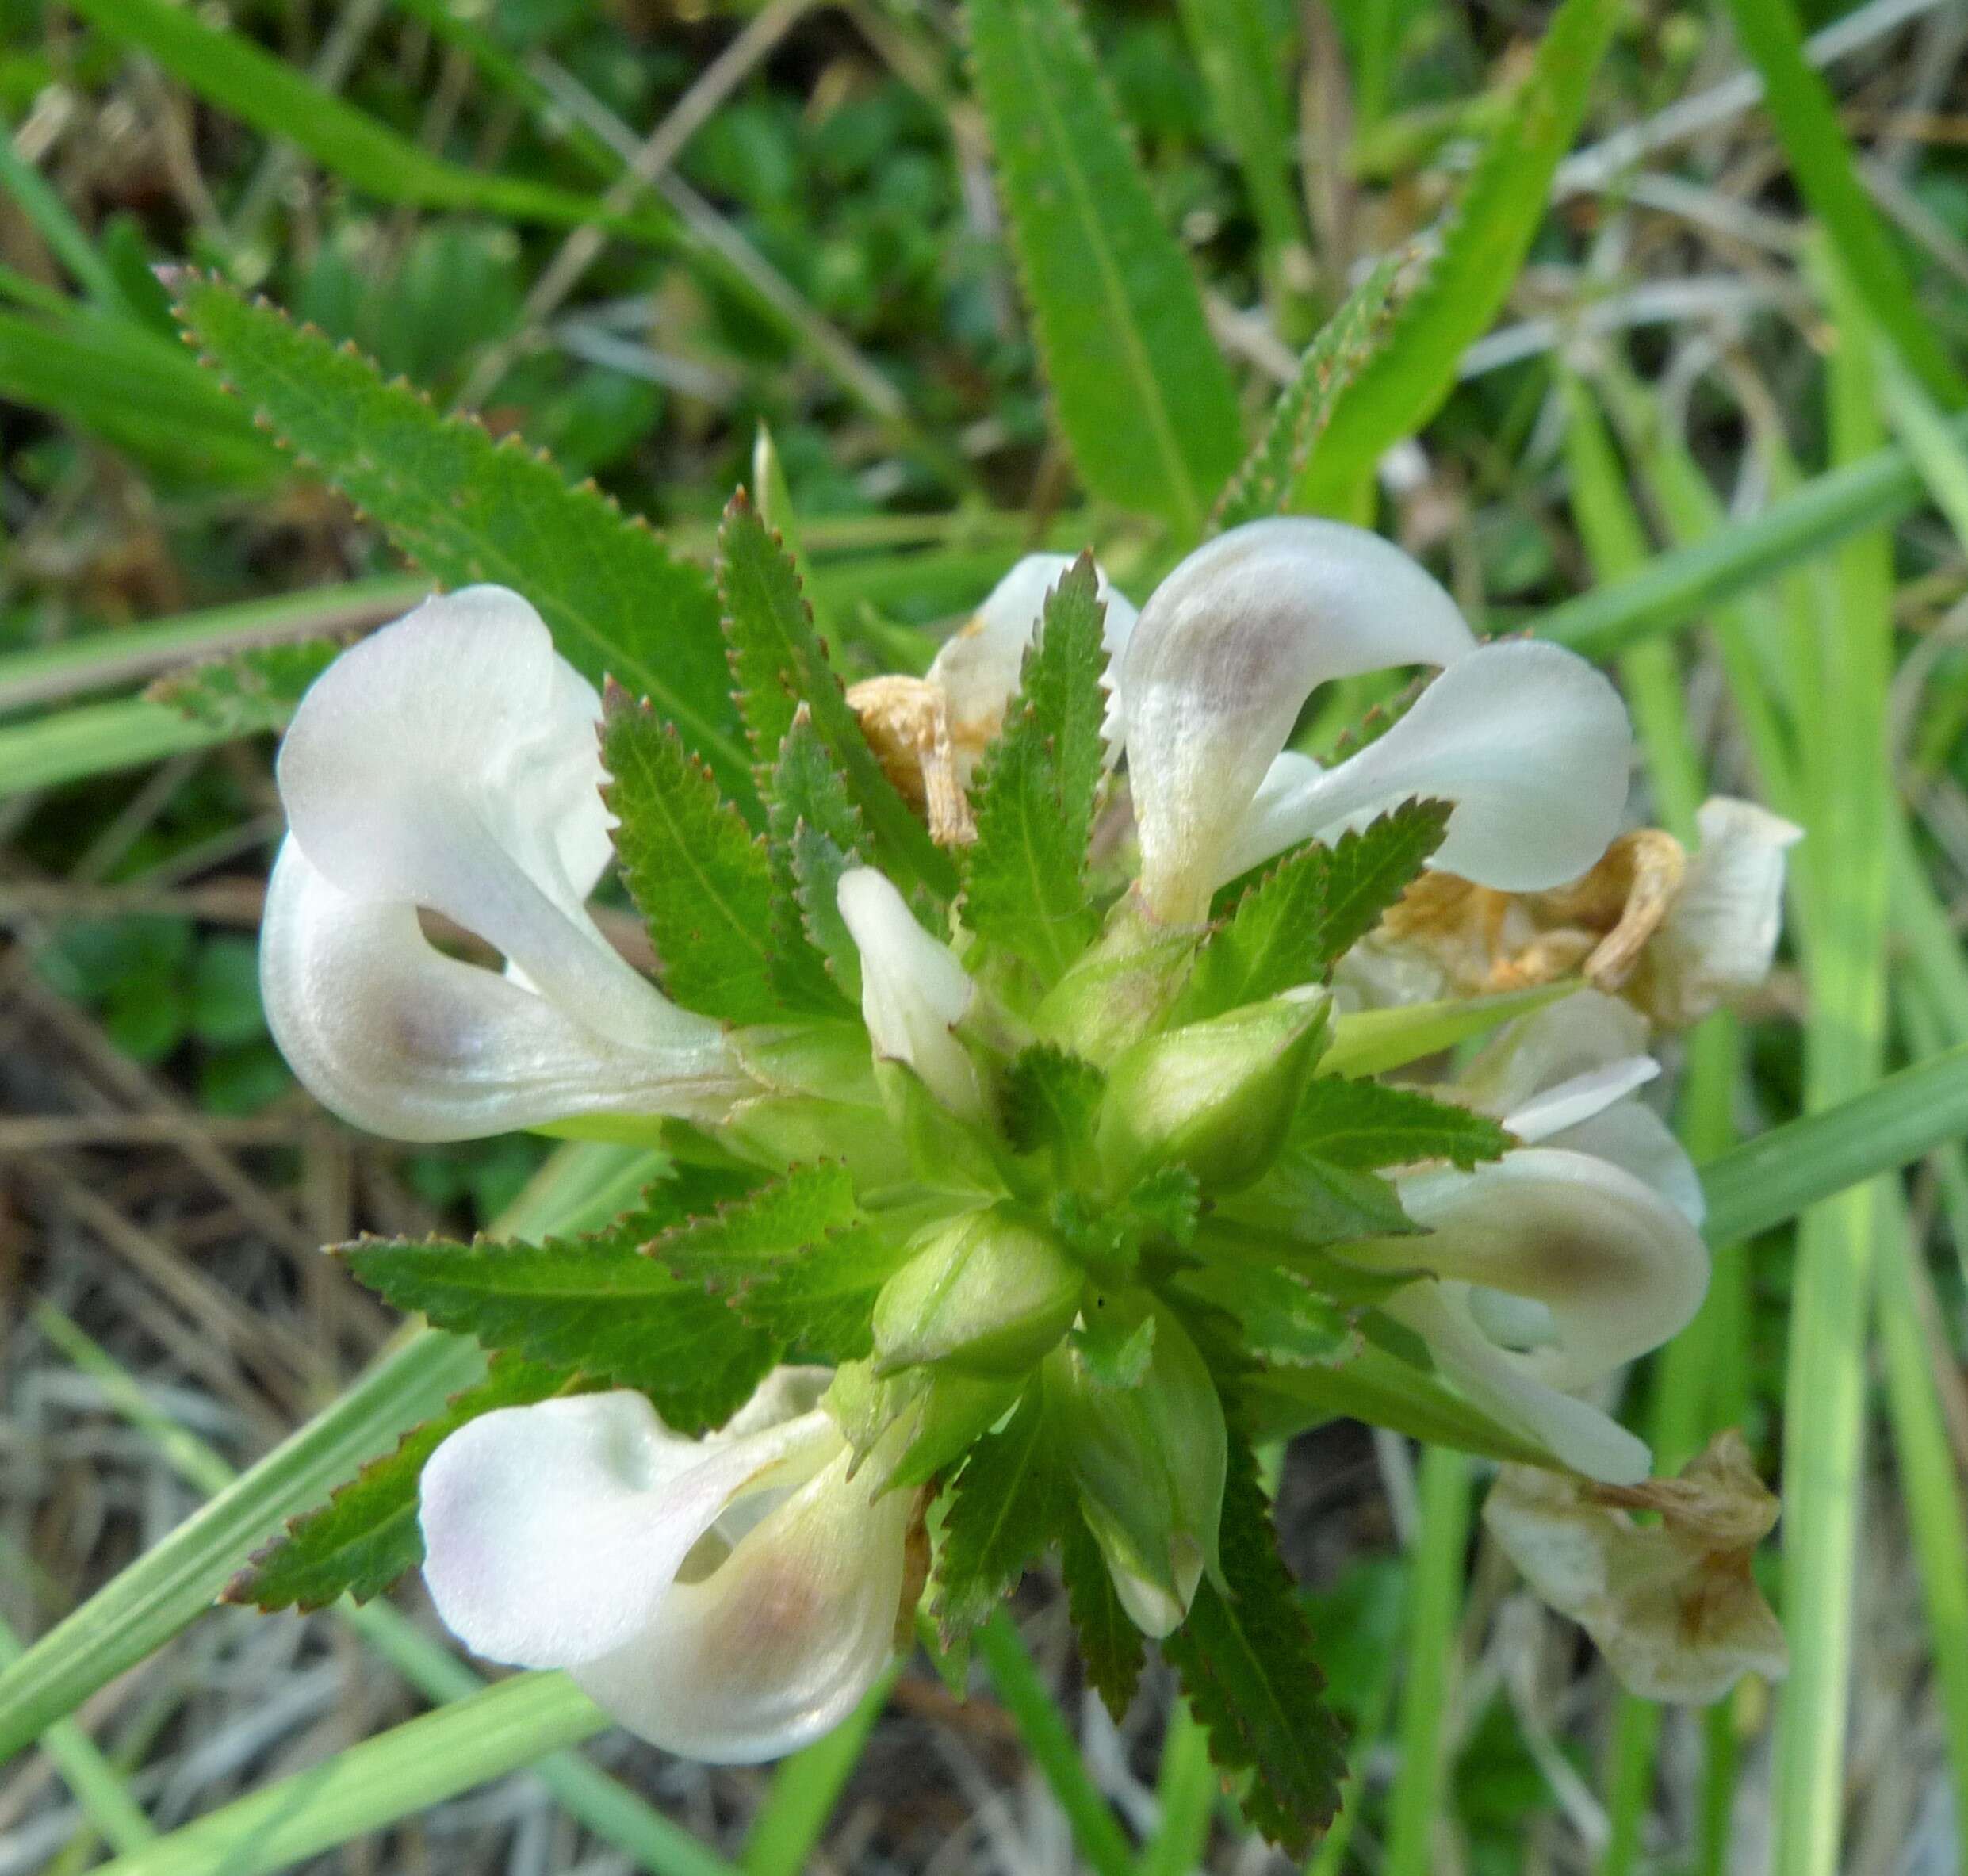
[1046,1301,1227,1637]
[1032,895,1201,1064]
[1094,992,1327,1193]
[872,1207,1082,1376]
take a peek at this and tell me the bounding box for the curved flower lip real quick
[261,585,746,1141]
[419,1382,913,1763]
[1121,518,1476,921]
[836,867,982,1118]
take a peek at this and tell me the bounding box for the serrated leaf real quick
[767,706,867,1012]
[963,557,1107,984]
[1294,0,1623,511]
[600,686,778,1024]
[648,1159,862,1296]
[930,1385,1066,1644]
[1003,1043,1106,1157]
[1060,1507,1145,1721]
[227,1354,580,1612]
[730,1222,917,1364]
[340,1201,775,1434]
[1189,801,1452,1019]
[1126,1166,1203,1248]
[168,274,750,798]
[1174,1264,1354,1368]
[718,494,953,895]
[1162,1436,1345,1855]
[966,0,1242,535]
[1213,256,1403,530]
[1217,1151,1421,1267]
[149,637,342,734]
[1291,1075,1512,1171]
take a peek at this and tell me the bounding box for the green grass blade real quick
[1380,1445,1469,1876]
[0,113,128,313]
[1721,0,1964,407]
[974,1611,1135,1876]
[0,696,228,798]
[1769,253,1894,1876]
[70,0,677,253]
[739,1665,900,1876]
[965,0,1243,536]
[1296,0,1621,511]
[0,1144,654,1764]
[1135,1701,1216,1876]
[0,577,423,714]
[86,1673,607,1876]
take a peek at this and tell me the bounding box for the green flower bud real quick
[1094,991,1327,1193]
[1032,894,1201,1065]
[1047,1300,1227,1637]
[873,1206,1082,1376]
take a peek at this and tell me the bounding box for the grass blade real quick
[739,1666,900,1876]
[966,0,1243,536]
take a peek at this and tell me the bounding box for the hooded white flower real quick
[260,587,749,1142]
[419,1370,915,1762]
[836,867,983,1118]
[1337,991,1707,1483]
[1118,519,1634,923]
[926,553,1139,774]
[1641,797,1802,1026]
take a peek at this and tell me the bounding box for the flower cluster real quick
[258,515,1794,1775]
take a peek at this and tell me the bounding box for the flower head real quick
[261,588,749,1140]
[418,1370,916,1761]
[1118,519,1633,922]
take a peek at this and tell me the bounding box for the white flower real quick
[836,867,983,1118]
[418,1371,916,1762]
[1337,991,1707,1483]
[1642,797,1801,1025]
[260,587,750,1141]
[1484,1430,1786,1702]
[1118,519,1634,922]
[926,553,1139,775]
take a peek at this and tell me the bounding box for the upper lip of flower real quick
[1116,517,1636,923]
[258,584,752,1142]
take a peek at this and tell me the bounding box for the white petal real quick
[262,840,749,1140]
[1391,1148,1708,1390]
[1554,1100,1706,1229]
[573,1444,913,1761]
[1648,797,1802,1024]
[836,868,982,1117]
[1503,1059,1660,1143]
[278,585,713,1054]
[1121,519,1476,920]
[418,1392,835,1671]
[928,555,1137,757]
[1461,988,1651,1121]
[1219,640,1634,892]
[1390,1284,1653,1484]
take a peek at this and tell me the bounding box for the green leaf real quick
[1070,1300,1157,1388]
[649,1161,860,1284]
[1290,1075,1511,1171]
[1188,802,1451,1019]
[1004,1043,1107,1158]
[167,274,751,798]
[931,1385,1066,1644]
[341,1210,776,1435]
[963,556,1108,984]
[227,1355,580,1612]
[600,686,779,1024]
[1213,257,1403,530]
[1296,0,1623,511]
[1216,1151,1419,1259]
[1126,1166,1204,1248]
[965,0,1242,535]
[766,706,867,1013]
[147,637,340,735]
[1162,1438,1345,1856]
[1059,1508,1145,1721]
[718,493,953,894]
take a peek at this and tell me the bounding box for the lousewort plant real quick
[232,477,1795,1847]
